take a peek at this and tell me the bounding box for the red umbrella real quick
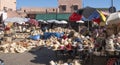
[29,19,38,26]
[69,12,82,22]
[69,7,107,23]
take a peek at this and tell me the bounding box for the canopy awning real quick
[36,13,71,21]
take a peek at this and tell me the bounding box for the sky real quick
[17,0,120,11]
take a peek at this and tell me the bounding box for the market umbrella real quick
[38,19,47,23]
[58,20,68,24]
[69,7,106,24]
[69,7,97,21]
[47,19,59,23]
[69,12,82,22]
[4,17,28,24]
[106,12,120,25]
[76,20,84,23]
[77,7,97,19]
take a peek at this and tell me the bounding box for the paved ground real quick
[0,47,76,65]
[0,47,57,65]
[0,46,111,65]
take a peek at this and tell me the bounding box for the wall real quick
[21,7,58,13]
[58,0,82,13]
[20,0,82,13]
[0,0,16,11]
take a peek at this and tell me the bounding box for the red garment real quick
[62,35,67,40]
[65,43,72,50]
[95,44,100,48]
[92,17,101,24]
[69,12,82,22]
[5,27,10,31]
[29,19,38,27]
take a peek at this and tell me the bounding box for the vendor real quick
[4,26,10,36]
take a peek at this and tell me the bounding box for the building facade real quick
[21,0,82,13]
[58,0,82,13]
[20,7,58,14]
[0,0,16,11]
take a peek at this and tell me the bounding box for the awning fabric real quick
[36,13,71,20]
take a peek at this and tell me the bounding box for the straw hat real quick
[0,44,9,53]
[67,39,72,43]
[116,37,120,43]
[110,34,115,39]
[74,32,79,37]
[50,60,56,65]
[10,42,16,47]
[55,40,60,45]
[0,44,9,48]
[45,29,48,32]
[53,44,59,50]
[74,60,81,65]
[117,32,120,37]
[106,39,115,51]
[3,48,9,53]
[86,36,90,39]
[63,63,68,65]
[15,45,27,53]
[80,35,85,39]
[64,40,68,45]
[108,39,114,44]
[116,43,120,46]
[9,47,15,53]
[61,39,65,44]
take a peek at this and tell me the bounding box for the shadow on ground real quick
[29,47,74,65]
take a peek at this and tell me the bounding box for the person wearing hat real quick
[64,39,73,56]
[105,39,115,55]
[77,41,84,60]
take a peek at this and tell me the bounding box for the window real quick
[73,5,78,11]
[53,9,55,11]
[61,5,66,11]
[3,7,7,12]
[8,8,13,11]
[3,7,7,10]
[24,10,26,12]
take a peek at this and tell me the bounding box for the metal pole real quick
[88,20,89,31]
[56,9,57,20]
[111,0,114,7]
[82,0,84,8]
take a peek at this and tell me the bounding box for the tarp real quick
[53,32,64,38]
[29,34,40,40]
[36,13,71,21]
[46,20,68,24]
[4,17,29,25]
[43,32,64,39]
[44,32,52,39]
[106,12,120,25]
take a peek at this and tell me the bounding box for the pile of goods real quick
[0,40,45,53]
[0,27,94,53]
[50,60,82,65]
